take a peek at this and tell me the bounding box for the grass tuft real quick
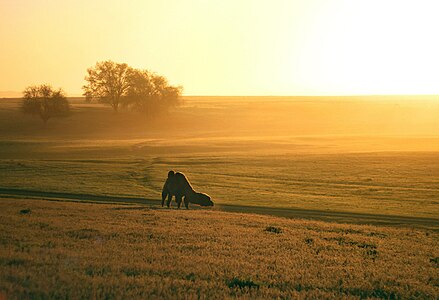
[185,272,196,281]
[265,226,282,234]
[19,208,31,215]
[122,268,141,277]
[305,238,314,245]
[365,249,379,260]
[0,258,26,266]
[66,228,100,239]
[85,266,110,277]
[227,277,260,290]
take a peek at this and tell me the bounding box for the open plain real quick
[0,96,438,298]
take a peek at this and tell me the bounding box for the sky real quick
[1,0,439,96]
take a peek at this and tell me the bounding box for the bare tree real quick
[22,85,70,124]
[82,61,133,112]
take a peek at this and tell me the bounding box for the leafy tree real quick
[82,61,133,112]
[22,85,70,124]
[125,69,182,115]
[149,73,182,113]
[124,69,155,113]
[83,60,182,114]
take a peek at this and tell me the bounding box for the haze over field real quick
[1,1,439,298]
[0,97,438,222]
[2,95,439,139]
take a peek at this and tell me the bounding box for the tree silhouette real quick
[22,85,70,124]
[82,61,133,112]
[125,69,182,115]
[83,60,182,114]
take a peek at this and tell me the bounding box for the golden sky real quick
[1,0,439,96]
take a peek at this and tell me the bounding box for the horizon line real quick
[2,94,439,99]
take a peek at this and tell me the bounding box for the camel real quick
[161,170,213,208]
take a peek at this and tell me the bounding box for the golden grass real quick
[1,152,438,219]
[0,198,437,299]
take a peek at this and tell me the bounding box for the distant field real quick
[1,150,439,221]
[0,96,438,222]
[0,199,437,299]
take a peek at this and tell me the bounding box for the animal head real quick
[194,192,214,207]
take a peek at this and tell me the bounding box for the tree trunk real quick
[112,102,119,112]
[42,117,49,127]
[40,112,49,127]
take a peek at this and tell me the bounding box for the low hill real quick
[0,198,437,299]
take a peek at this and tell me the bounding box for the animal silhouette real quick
[162,170,213,208]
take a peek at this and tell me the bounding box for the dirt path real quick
[1,187,438,231]
[216,204,439,231]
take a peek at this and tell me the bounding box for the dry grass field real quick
[0,96,438,298]
[0,198,438,299]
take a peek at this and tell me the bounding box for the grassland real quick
[0,96,438,224]
[0,198,438,299]
[1,96,439,298]
[1,152,439,221]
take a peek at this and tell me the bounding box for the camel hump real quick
[174,172,194,191]
[175,172,189,183]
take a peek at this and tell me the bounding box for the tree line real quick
[22,61,182,124]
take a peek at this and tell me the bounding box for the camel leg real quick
[176,195,183,209]
[166,194,173,208]
[161,191,167,207]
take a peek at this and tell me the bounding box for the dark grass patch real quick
[265,226,282,234]
[66,228,101,239]
[31,222,51,230]
[293,283,313,292]
[4,274,32,288]
[227,277,260,290]
[365,249,379,260]
[324,237,377,249]
[306,226,387,238]
[85,266,111,277]
[430,257,439,267]
[324,236,356,246]
[0,238,8,246]
[341,287,399,299]
[37,222,50,229]
[0,258,26,266]
[287,284,401,299]
[42,241,56,248]
[122,268,142,277]
[185,272,196,282]
[19,208,31,215]
[305,238,314,245]
[323,237,379,259]
[357,242,377,249]
[366,231,387,238]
